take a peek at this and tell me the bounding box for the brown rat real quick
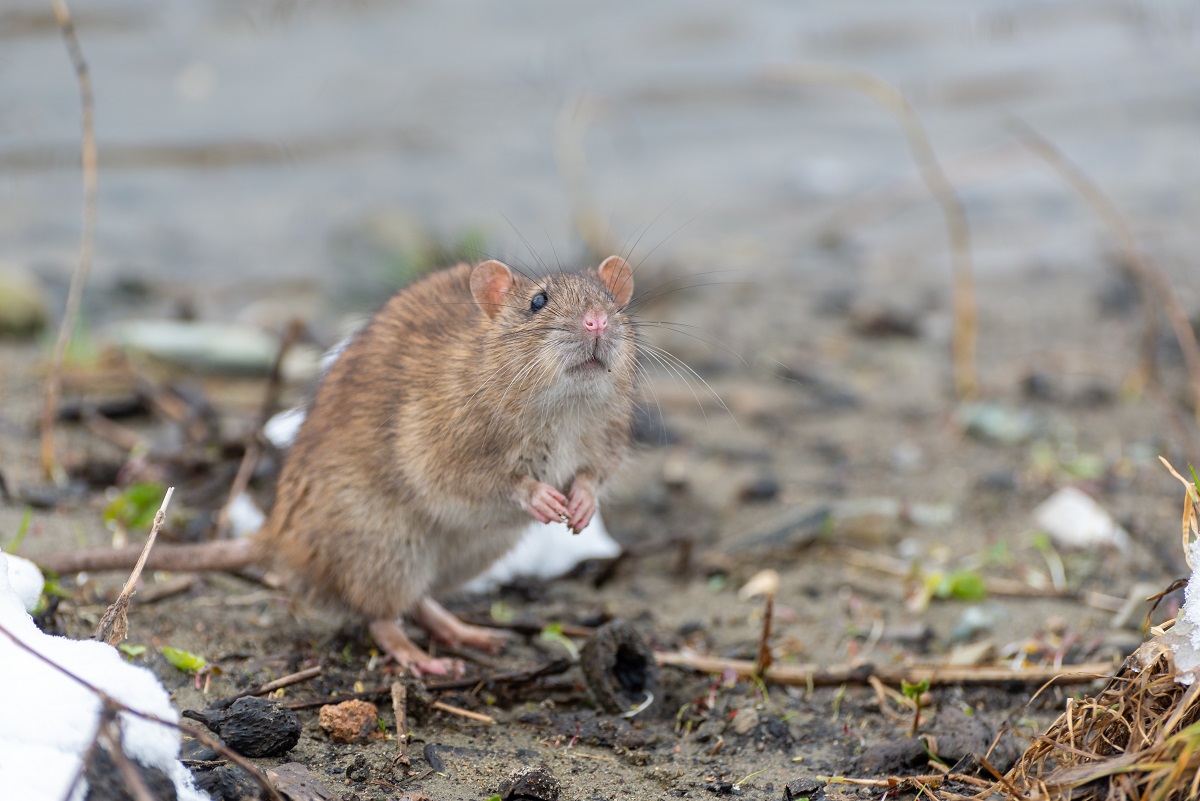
[39,256,639,676]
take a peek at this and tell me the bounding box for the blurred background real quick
[3,0,1199,337]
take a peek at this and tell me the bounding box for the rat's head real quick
[469,256,637,398]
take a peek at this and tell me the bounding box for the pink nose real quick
[583,311,608,335]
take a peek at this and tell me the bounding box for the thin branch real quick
[1008,116,1200,424]
[553,95,617,257]
[213,318,303,540]
[226,665,322,703]
[41,0,99,480]
[96,487,175,645]
[390,681,411,772]
[655,651,1115,687]
[766,65,979,399]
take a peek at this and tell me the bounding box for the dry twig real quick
[656,650,1114,688]
[390,681,411,772]
[40,0,99,480]
[766,64,978,398]
[553,95,617,256]
[431,700,495,724]
[96,486,175,645]
[227,665,323,703]
[1008,117,1200,424]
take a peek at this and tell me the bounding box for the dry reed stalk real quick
[766,64,979,399]
[40,0,99,480]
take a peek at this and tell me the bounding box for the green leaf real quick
[161,646,207,673]
[930,569,987,601]
[901,678,930,699]
[538,623,579,660]
[489,600,515,624]
[104,482,166,531]
[4,507,33,553]
[119,643,147,658]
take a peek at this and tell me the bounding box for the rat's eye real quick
[530,292,548,312]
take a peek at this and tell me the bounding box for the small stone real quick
[182,696,301,758]
[317,699,381,744]
[189,763,261,801]
[0,262,48,338]
[498,766,560,801]
[345,754,370,783]
[783,777,825,800]
[730,707,760,736]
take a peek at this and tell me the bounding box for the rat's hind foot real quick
[368,619,464,678]
[414,597,509,653]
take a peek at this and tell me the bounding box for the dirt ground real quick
[4,5,1200,799]
[3,252,1197,800]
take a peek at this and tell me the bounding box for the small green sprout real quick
[902,678,930,736]
[4,507,33,553]
[538,623,579,660]
[162,647,207,673]
[118,643,147,659]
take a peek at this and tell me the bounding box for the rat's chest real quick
[516,417,593,487]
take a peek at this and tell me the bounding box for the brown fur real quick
[36,259,638,636]
[256,260,638,620]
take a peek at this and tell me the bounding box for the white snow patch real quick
[0,551,208,801]
[227,492,266,539]
[463,515,622,594]
[3,551,44,612]
[1033,486,1131,552]
[1165,539,1200,685]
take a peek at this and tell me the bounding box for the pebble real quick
[182,696,302,758]
[1033,486,1131,552]
[498,766,561,801]
[317,699,381,744]
[0,262,48,337]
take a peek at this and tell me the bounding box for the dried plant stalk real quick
[40,0,99,480]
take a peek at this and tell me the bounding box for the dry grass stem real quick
[431,700,496,724]
[227,665,323,703]
[766,64,978,398]
[214,318,303,540]
[1008,117,1200,426]
[96,486,175,645]
[656,651,1114,688]
[553,95,618,257]
[40,0,99,480]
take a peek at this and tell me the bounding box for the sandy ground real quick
[3,2,1200,799]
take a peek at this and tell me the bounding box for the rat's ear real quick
[596,255,634,306]
[470,260,515,318]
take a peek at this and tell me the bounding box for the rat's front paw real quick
[523,481,569,524]
[566,484,597,534]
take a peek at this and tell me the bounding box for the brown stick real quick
[390,681,411,771]
[96,487,175,645]
[38,538,257,575]
[213,318,303,540]
[227,666,323,703]
[40,0,99,480]
[1008,116,1200,424]
[431,700,495,724]
[655,651,1115,687]
[838,546,1127,609]
[766,65,978,399]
